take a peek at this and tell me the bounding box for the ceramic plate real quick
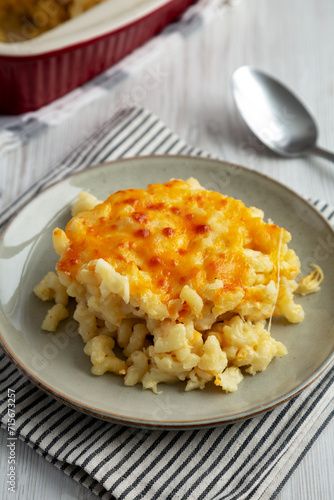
[0,156,333,429]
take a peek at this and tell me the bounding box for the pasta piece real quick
[41,304,69,332]
[296,265,324,295]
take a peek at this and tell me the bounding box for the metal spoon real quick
[231,66,334,163]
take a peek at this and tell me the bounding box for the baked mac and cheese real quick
[0,0,106,42]
[34,178,323,393]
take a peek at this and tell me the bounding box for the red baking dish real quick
[0,0,196,115]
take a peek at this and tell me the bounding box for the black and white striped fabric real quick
[0,107,333,500]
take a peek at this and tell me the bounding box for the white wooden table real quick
[1,0,333,498]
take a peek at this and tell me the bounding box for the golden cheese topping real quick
[55,179,292,312]
[0,0,105,42]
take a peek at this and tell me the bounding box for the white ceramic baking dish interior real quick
[0,0,174,56]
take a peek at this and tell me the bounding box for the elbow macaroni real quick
[0,1,106,43]
[34,179,323,394]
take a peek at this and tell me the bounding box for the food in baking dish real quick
[0,0,105,42]
[34,178,323,393]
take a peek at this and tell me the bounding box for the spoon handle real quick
[309,146,334,163]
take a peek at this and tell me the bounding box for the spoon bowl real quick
[231,66,334,162]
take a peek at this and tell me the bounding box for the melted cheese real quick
[56,179,291,313]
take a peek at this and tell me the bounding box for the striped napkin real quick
[0,107,333,500]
